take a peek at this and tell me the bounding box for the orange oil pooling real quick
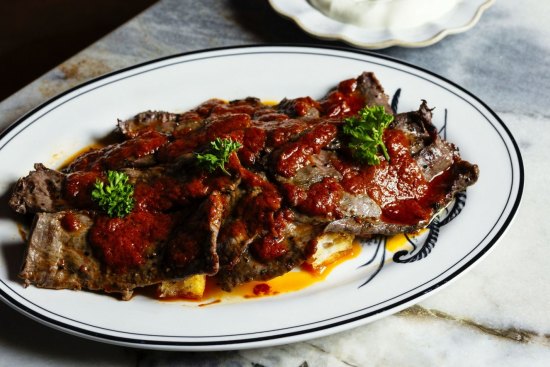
[199,241,362,303]
[58,143,105,170]
[385,228,428,253]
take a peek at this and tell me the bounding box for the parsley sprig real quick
[195,137,242,175]
[342,105,394,165]
[91,171,135,218]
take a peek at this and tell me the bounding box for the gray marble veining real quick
[1,0,549,366]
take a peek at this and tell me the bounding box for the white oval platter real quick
[0,45,522,351]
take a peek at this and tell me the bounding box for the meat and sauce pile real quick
[9,72,479,300]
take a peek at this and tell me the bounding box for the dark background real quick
[0,0,158,101]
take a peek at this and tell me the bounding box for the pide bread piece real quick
[158,274,207,299]
[306,233,355,273]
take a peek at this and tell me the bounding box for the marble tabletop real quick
[1,0,549,365]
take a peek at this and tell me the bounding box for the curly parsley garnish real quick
[343,105,394,165]
[195,137,242,175]
[91,171,135,218]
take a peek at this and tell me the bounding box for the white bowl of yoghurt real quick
[268,0,495,48]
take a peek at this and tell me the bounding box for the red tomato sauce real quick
[89,211,175,271]
[60,212,82,232]
[64,85,453,272]
[336,129,448,225]
[320,78,368,117]
[274,123,337,178]
[64,171,102,208]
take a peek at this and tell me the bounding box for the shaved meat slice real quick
[118,111,188,139]
[356,71,393,113]
[119,98,276,139]
[164,191,227,277]
[10,164,67,215]
[320,71,392,117]
[21,212,149,299]
[216,222,319,290]
[20,198,228,299]
[9,161,240,215]
[64,130,168,172]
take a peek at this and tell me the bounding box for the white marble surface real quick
[1,0,549,365]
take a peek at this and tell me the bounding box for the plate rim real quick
[0,44,524,350]
[268,0,496,49]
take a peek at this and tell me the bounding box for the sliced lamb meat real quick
[216,221,320,291]
[11,71,480,298]
[10,160,240,215]
[163,191,228,277]
[64,130,169,172]
[119,98,277,139]
[355,71,393,113]
[276,97,321,118]
[117,98,225,139]
[270,101,478,237]
[20,211,156,300]
[319,71,392,117]
[20,193,229,299]
[118,110,190,139]
[9,164,67,215]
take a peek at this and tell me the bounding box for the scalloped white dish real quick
[0,45,522,351]
[269,0,495,48]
